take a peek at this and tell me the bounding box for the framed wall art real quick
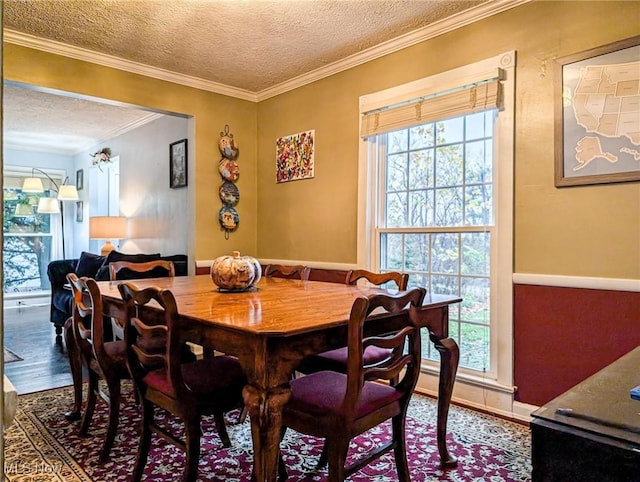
[554,35,640,187]
[276,129,315,183]
[75,201,83,223]
[170,138,188,188]
[76,169,84,191]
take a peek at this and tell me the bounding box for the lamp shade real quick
[90,216,127,256]
[37,197,61,214]
[14,203,34,217]
[89,216,127,240]
[58,184,79,201]
[22,177,45,192]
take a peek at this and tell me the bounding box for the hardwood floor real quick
[3,304,73,395]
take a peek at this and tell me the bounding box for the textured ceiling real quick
[2,0,501,154]
[4,0,489,92]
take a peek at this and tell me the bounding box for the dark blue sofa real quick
[47,251,188,341]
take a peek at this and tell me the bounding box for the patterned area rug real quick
[4,384,532,481]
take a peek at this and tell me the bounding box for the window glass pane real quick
[436,117,464,145]
[409,189,433,227]
[459,324,489,371]
[434,187,463,226]
[465,140,487,184]
[387,129,408,154]
[431,274,458,296]
[464,184,491,226]
[460,276,490,324]
[461,232,490,276]
[408,149,433,190]
[385,192,407,227]
[430,233,459,274]
[381,233,403,271]
[408,272,429,291]
[435,144,463,187]
[4,184,55,293]
[409,124,435,149]
[465,112,487,140]
[405,233,429,272]
[386,153,408,192]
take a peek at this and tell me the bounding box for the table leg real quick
[243,384,291,482]
[63,317,83,421]
[433,335,459,467]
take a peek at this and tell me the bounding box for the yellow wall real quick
[256,1,640,279]
[4,1,639,279]
[3,44,259,262]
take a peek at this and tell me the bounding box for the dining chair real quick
[67,273,130,463]
[108,260,175,341]
[264,264,311,281]
[108,259,175,281]
[347,269,409,290]
[278,287,426,481]
[118,282,247,482]
[297,269,409,376]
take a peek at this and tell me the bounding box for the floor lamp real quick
[22,169,79,259]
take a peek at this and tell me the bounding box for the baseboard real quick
[415,369,535,423]
[3,293,50,309]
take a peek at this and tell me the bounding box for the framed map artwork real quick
[554,35,640,187]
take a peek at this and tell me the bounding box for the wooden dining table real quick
[87,274,461,482]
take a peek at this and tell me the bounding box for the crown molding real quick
[3,0,529,103]
[256,0,530,101]
[2,142,76,156]
[3,29,258,102]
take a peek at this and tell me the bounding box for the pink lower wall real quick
[514,284,640,407]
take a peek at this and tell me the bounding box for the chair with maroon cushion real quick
[118,282,247,482]
[297,269,409,377]
[67,273,130,463]
[278,287,426,481]
[264,264,311,281]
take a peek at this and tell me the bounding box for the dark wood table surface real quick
[530,346,640,481]
[85,275,461,482]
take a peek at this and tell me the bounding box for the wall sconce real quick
[89,216,127,256]
[22,168,79,258]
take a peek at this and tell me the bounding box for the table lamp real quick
[89,216,127,256]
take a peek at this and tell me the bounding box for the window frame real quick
[357,52,515,399]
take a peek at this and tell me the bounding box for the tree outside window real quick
[3,186,54,293]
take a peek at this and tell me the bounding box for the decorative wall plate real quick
[219,180,240,206]
[218,124,239,160]
[218,158,239,182]
[219,205,239,231]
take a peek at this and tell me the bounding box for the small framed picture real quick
[170,138,188,188]
[75,201,83,222]
[76,169,84,191]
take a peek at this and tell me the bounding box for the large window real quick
[3,170,61,294]
[358,52,514,391]
[378,111,494,371]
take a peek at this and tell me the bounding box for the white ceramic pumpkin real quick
[210,251,261,291]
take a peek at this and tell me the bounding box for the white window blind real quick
[360,77,502,138]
